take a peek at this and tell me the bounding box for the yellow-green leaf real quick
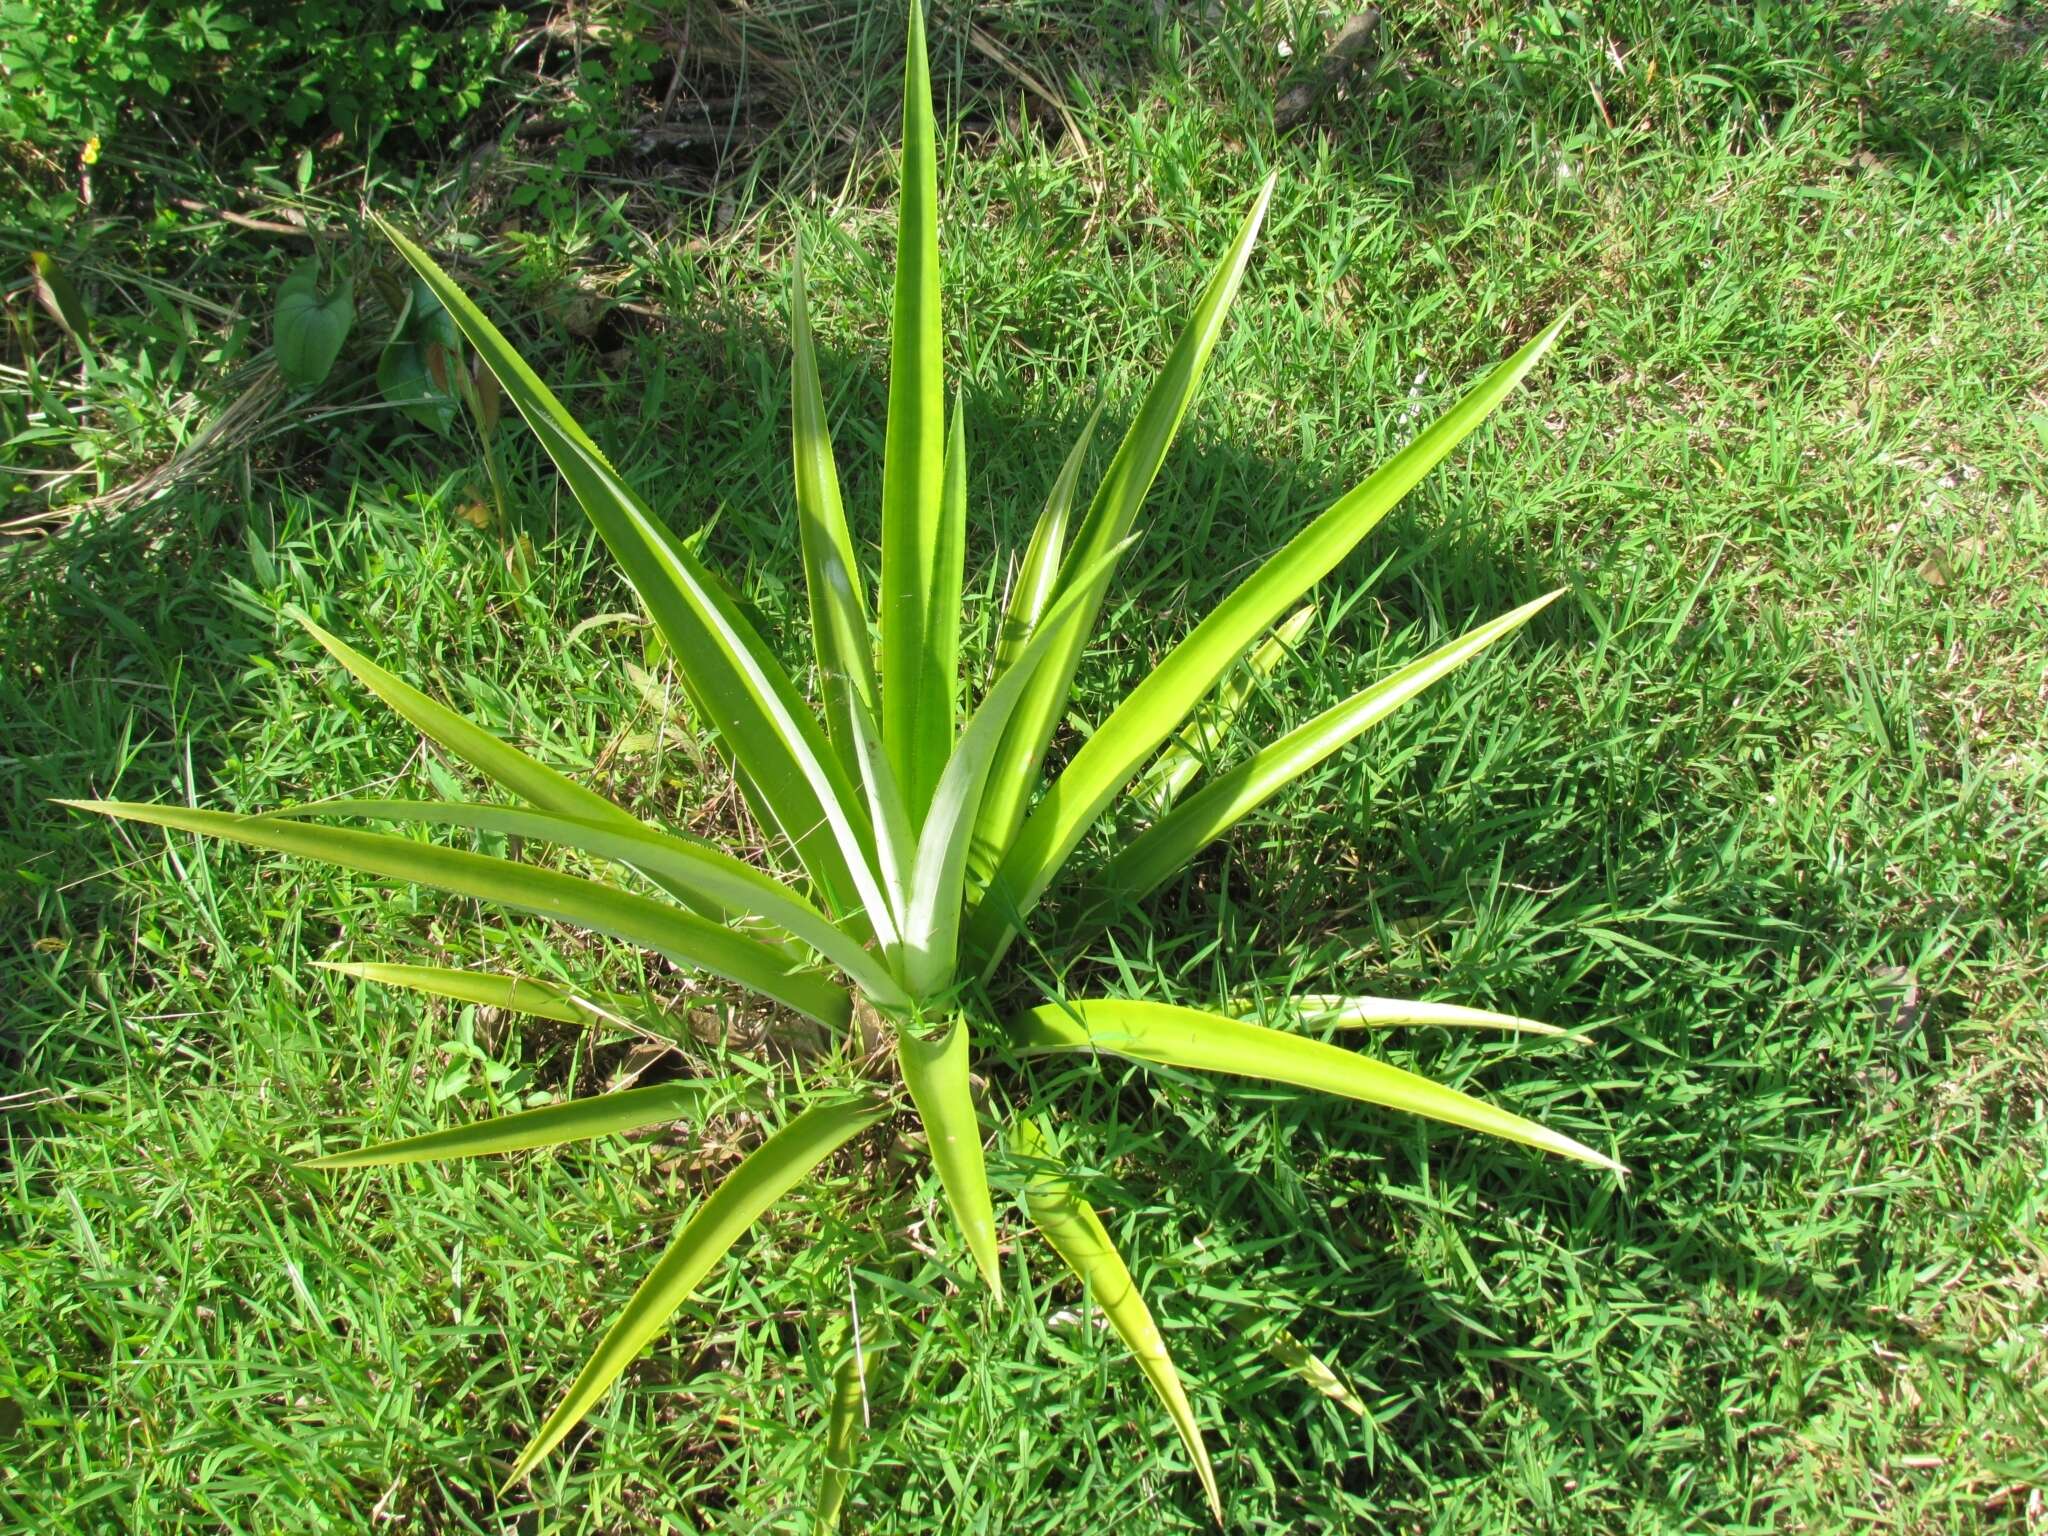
[304,1080,736,1168]
[1261,993,1571,1037]
[287,799,908,1009]
[879,1,949,820]
[375,218,887,936]
[316,960,603,1024]
[970,178,1277,885]
[970,315,1571,974]
[791,237,877,782]
[1268,1327,1366,1418]
[814,1337,869,1532]
[65,801,850,1029]
[1012,1116,1221,1524]
[1012,999,1621,1171]
[504,1094,889,1484]
[1102,589,1562,898]
[897,1018,1000,1296]
[1130,604,1315,818]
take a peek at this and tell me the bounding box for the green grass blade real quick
[792,238,878,781]
[1258,994,1570,1037]
[1131,604,1316,818]
[879,1,948,820]
[303,1081,734,1168]
[968,315,1571,973]
[1012,999,1621,1172]
[897,1017,1000,1295]
[969,177,1276,884]
[285,799,909,1010]
[900,542,1134,995]
[375,217,886,935]
[1103,590,1562,898]
[504,1094,889,1485]
[66,801,852,1030]
[991,400,1103,684]
[1011,1116,1221,1524]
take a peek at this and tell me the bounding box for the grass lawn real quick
[4,2,2046,1531]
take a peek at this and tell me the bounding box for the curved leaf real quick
[969,314,1571,973]
[1103,589,1562,898]
[897,1018,1000,1296]
[284,799,908,1010]
[1011,1116,1220,1524]
[289,615,769,936]
[1012,999,1621,1171]
[65,801,851,1030]
[504,1094,890,1484]
[304,1080,736,1168]
[295,615,632,829]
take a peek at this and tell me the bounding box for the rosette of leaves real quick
[70,7,1619,1521]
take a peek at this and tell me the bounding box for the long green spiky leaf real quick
[900,541,1136,995]
[897,1018,1000,1296]
[295,615,630,826]
[968,315,1571,972]
[316,961,621,1025]
[971,178,1276,879]
[297,615,785,940]
[791,238,878,781]
[1011,1117,1220,1523]
[375,217,887,938]
[879,2,949,820]
[283,799,908,1009]
[303,1080,736,1168]
[504,1094,889,1485]
[1130,604,1315,818]
[1012,1000,1620,1171]
[1103,589,1562,898]
[991,400,1104,684]
[1249,994,1570,1037]
[66,801,851,1029]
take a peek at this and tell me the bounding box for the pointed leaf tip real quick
[502,1094,889,1486]
[1014,1116,1222,1522]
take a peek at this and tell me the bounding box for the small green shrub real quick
[0,0,522,159]
[73,7,1619,1521]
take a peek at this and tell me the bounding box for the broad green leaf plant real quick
[70,8,1620,1522]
